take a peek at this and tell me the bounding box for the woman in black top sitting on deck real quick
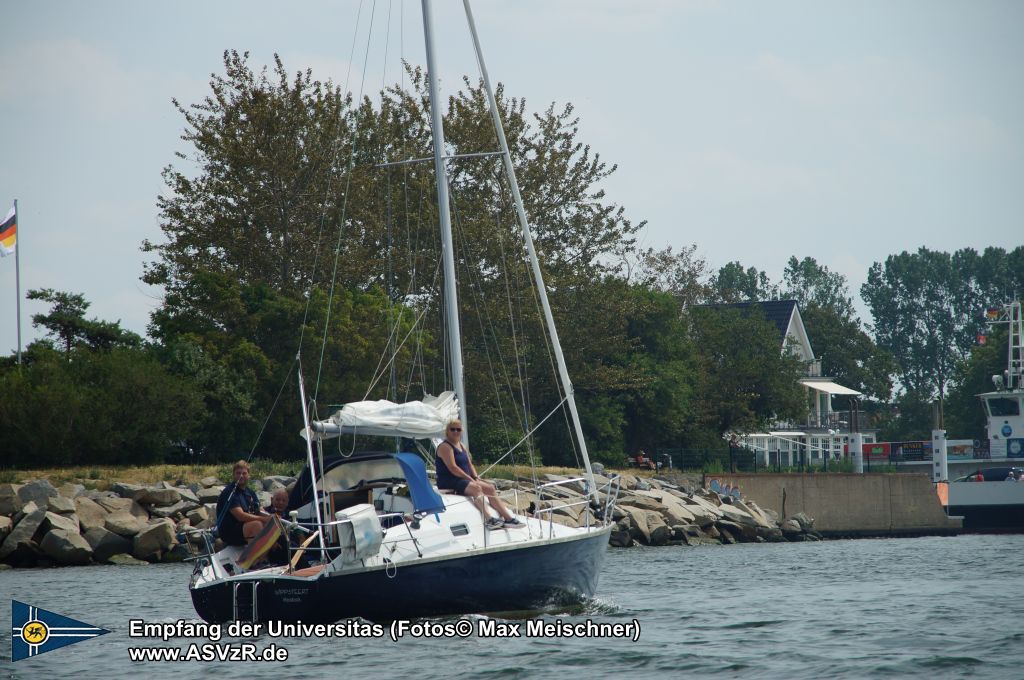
[435,420,522,530]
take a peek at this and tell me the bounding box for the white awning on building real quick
[799,379,861,396]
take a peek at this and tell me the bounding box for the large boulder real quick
[105,512,146,537]
[74,497,109,532]
[0,515,11,540]
[110,482,146,500]
[136,488,181,507]
[0,508,48,562]
[790,512,815,531]
[780,519,802,535]
[618,495,664,512]
[717,502,759,528]
[13,500,39,525]
[185,506,210,525]
[618,505,651,544]
[40,529,93,565]
[41,511,80,535]
[84,526,133,562]
[0,483,23,516]
[644,511,672,546]
[147,499,200,519]
[197,487,223,504]
[47,495,77,514]
[96,497,149,520]
[176,487,201,505]
[58,483,86,499]
[199,476,221,488]
[17,479,58,507]
[608,527,633,547]
[133,521,176,561]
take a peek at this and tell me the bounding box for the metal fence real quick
[653,447,759,473]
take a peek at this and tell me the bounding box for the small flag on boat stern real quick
[236,514,284,570]
[11,600,110,661]
[0,204,15,257]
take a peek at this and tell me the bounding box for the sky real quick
[1,0,1021,355]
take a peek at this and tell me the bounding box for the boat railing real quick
[533,474,621,534]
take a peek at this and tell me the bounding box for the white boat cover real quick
[308,391,459,440]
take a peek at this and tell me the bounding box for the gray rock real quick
[147,499,200,519]
[47,495,77,514]
[105,512,146,537]
[790,512,815,531]
[197,487,223,504]
[107,553,148,566]
[41,511,79,535]
[176,487,201,504]
[161,544,191,562]
[13,500,39,525]
[74,497,109,532]
[780,519,802,535]
[133,522,176,561]
[58,482,86,499]
[0,483,23,516]
[84,526,133,562]
[40,529,93,565]
[0,508,48,561]
[199,476,221,488]
[757,526,786,542]
[0,515,11,540]
[608,528,633,547]
[186,506,209,525]
[17,479,58,507]
[618,495,664,512]
[136,488,181,506]
[633,478,652,491]
[95,497,149,520]
[110,482,146,500]
[263,479,287,493]
[719,526,737,544]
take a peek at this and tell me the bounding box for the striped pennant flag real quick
[0,204,14,257]
[235,514,284,570]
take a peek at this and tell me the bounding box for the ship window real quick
[450,524,470,537]
[987,397,1020,417]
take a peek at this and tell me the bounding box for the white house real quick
[721,300,875,466]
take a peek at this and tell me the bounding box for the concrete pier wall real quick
[712,473,962,536]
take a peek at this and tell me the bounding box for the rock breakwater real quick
[0,471,821,568]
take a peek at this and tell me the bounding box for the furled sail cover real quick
[308,391,459,440]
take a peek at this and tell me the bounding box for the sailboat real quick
[188,0,618,624]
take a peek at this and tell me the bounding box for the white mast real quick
[422,0,469,439]
[462,0,596,497]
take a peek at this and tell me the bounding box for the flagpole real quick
[14,199,21,365]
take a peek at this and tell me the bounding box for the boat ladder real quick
[232,581,259,623]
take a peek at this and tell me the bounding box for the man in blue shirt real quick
[216,460,269,546]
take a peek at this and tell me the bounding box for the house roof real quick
[708,300,798,341]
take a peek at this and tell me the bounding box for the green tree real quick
[945,325,1009,441]
[862,246,1024,425]
[685,306,806,442]
[27,288,141,352]
[145,54,648,463]
[779,256,896,402]
[710,262,779,303]
[782,256,855,319]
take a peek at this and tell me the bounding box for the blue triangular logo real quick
[11,600,110,661]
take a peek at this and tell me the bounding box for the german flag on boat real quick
[0,204,14,258]
[235,514,284,570]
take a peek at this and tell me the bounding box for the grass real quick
[0,460,658,486]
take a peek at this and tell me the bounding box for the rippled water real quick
[3,535,1023,678]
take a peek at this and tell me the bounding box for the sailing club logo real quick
[11,600,110,661]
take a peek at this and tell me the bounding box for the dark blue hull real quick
[948,504,1024,532]
[191,527,611,623]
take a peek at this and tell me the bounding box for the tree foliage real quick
[685,307,806,442]
[862,246,1024,422]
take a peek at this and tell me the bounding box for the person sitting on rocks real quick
[216,460,270,546]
